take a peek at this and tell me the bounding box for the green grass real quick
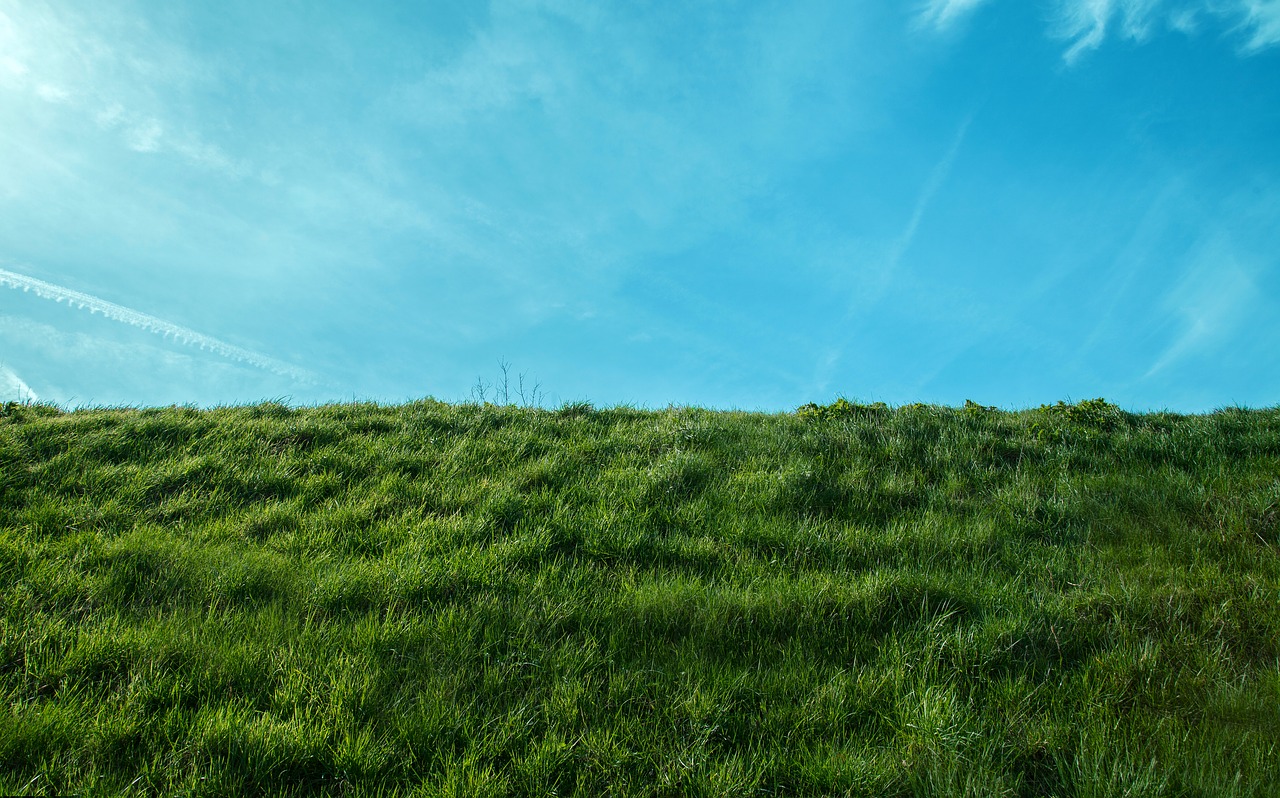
[1,397,1278,796]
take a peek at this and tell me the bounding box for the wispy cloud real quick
[819,113,975,390]
[33,82,70,103]
[0,9,22,77]
[842,111,974,322]
[0,363,36,402]
[1239,0,1280,51]
[916,0,1280,59]
[90,106,250,175]
[1143,242,1260,379]
[917,0,996,31]
[0,266,315,383]
[1057,0,1117,63]
[0,4,254,179]
[1073,177,1189,364]
[886,113,974,278]
[1056,0,1280,60]
[385,2,900,332]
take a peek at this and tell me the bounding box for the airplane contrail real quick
[0,266,315,383]
[886,111,973,276]
[817,112,976,393]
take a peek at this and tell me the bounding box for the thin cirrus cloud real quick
[917,0,996,31]
[815,112,975,394]
[0,266,315,383]
[883,113,974,281]
[1144,243,1263,379]
[921,0,1280,59]
[1238,0,1280,50]
[0,4,252,178]
[2,1,1275,411]
[1053,0,1280,59]
[837,111,974,328]
[0,363,37,403]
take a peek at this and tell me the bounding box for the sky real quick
[1,0,1278,412]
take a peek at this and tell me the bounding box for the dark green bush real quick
[797,397,889,421]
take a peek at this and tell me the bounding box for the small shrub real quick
[0,400,62,422]
[797,398,889,421]
[900,402,936,413]
[1029,420,1063,444]
[1031,397,1122,443]
[1061,397,1121,428]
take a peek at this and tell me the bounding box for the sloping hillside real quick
[2,399,1278,796]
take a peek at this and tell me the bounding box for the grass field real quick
[1,397,1278,796]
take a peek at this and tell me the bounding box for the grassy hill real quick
[1,397,1278,796]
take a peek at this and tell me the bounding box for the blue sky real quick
[1,0,1278,411]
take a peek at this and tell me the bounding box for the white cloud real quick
[1169,8,1201,33]
[819,113,974,389]
[1058,0,1116,63]
[0,10,29,86]
[0,363,37,402]
[0,266,315,383]
[921,1,1280,59]
[123,118,162,152]
[0,314,314,408]
[388,0,893,295]
[1,55,26,78]
[34,83,69,102]
[1055,0,1280,59]
[411,26,569,126]
[95,102,125,128]
[886,114,973,278]
[917,0,996,30]
[1144,241,1260,378]
[0,4,255,178]
[1118,0,1165,39]
[1239,0,1280,50]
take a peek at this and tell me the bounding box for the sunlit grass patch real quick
[2,399,1278,795]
